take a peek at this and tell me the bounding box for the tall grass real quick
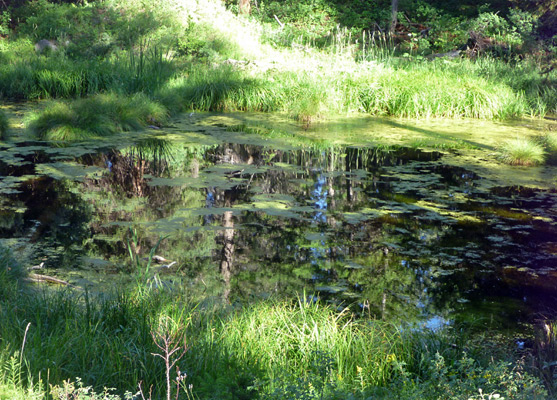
[155,59,535,122]
[0,49,176,100]
[208,299,411,389]
[27,93,168,141]
[534,321,557,397]
[0,0,554,123]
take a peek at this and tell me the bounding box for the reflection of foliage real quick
[125,137,173,175]
[22,179,92,268]
[0,109,8,139]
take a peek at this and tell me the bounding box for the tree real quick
[239,0,251,15]
[511,0,557,38]
[390,0,398,34]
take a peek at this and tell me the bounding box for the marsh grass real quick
[497,137,546,166]
[27,93,168,141]
[0,49,176,100]
[156,67,280,114]
[210,298,411,390]
[156,57,541,124]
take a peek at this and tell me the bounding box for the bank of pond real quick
[0,249,553,400]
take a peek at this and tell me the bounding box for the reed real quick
[0,49,175,101]
[156,58,543,123]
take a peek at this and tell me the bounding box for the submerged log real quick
[26,273,75,287]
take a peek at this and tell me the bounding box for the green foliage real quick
[175,22,244,62]
[507,8,538,39]
[468,9,539,52]
[0,10,10,36]
[497,137,546,166]
[470,12,512,38]
[411,351,548,400]
[13,0,186,60]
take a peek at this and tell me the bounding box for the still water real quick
[1,112,556,332]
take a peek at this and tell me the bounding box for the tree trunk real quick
[239,0,251,14]
[389,0,398,35]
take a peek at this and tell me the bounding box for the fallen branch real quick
[26,273,75,287]
[274,14,284,29]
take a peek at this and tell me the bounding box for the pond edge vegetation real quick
[0,243,554,400]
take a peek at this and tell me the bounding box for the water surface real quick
[1,112,556,332]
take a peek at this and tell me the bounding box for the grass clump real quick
[27,93,168,141]
[0,109,8,139]
[497,137,546,166]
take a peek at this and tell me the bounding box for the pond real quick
[1,111,556,333]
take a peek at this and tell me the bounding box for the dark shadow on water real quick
[381,119,496,150]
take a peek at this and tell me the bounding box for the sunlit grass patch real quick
[497,137,545,166]
[216,298,409,389]
[26,100,114,141]
[27,94,168,141]
[357,63,527,119]
[110,93,169,130]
